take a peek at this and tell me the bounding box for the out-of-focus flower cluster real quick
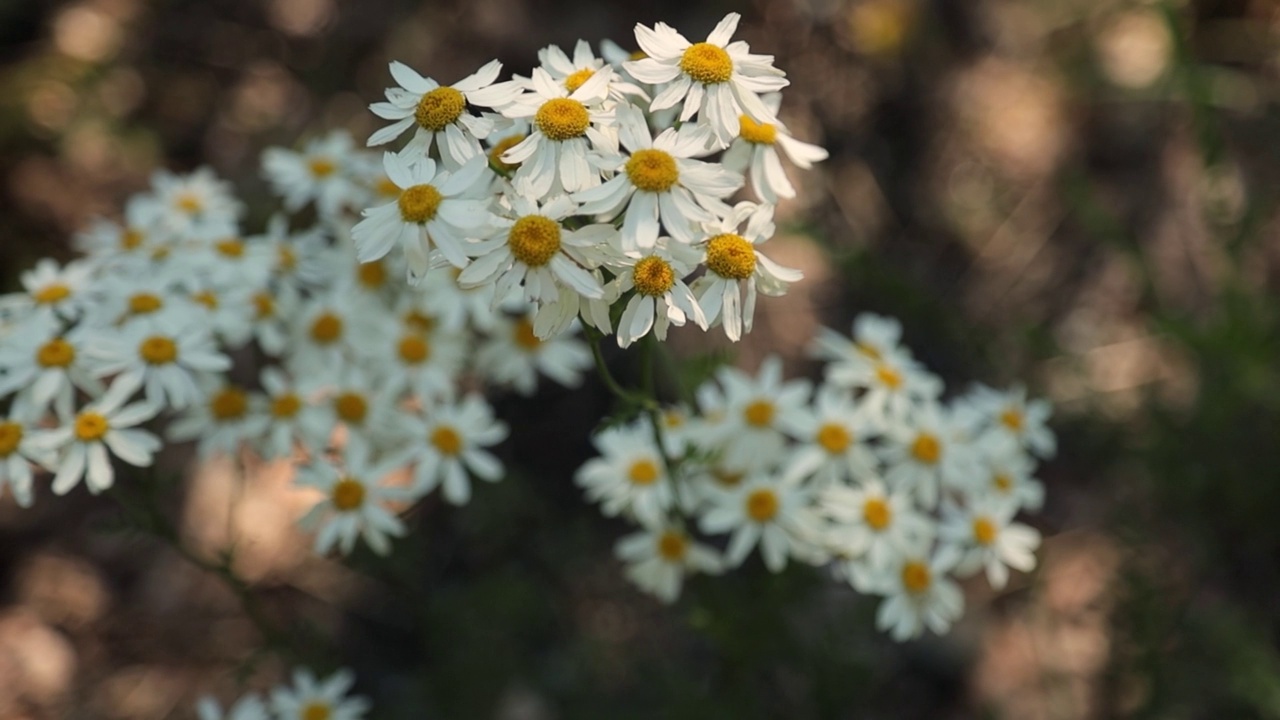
[197,667,368,720]
[585,313,1052,639]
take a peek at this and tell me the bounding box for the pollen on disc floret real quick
[625,149,679,193]
[535,98,590,141]
[507,215,562,267]
[680,42,733,84]
[398,184,443,224]
[415,86,467,132]
[632,256,676,297]
[705,233,757,279]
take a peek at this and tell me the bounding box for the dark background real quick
[2,0,1280,717]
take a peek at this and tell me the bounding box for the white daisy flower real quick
[73,198,163,263]
[721,93,829,203]
[0,410,53,508]
[881,401,980,508]
[625,13,789,146]
[576,421,675,528]
[498,66,618,197]
[0,316,103,419]
[612,240,707,348]
[87,314,232,410]
[778,384,878,487]
[974,439,1045,511]
[830,345,941,425]
[295,444,412,557]
[183,283,256,349]
[167,381,269,458]
[196,694,269,720]
[269,668,370,720]
[475,313,592,395]
[312,366,398,452]
[351,152,493,271]
[940,498,1040,590]
[133,167,242,238]
[869,544,965,641]
[86,273,185,330]
[810,313,908,371]
[573,103,740,251]
[262,130,362,218]
[958,384,1056,460]
[615,525,722,603]
[819,477,933,575]
[29,380,161,496]
[253,367,322,460]
[457,192,606,308]
[286,292,386,374]
[400,393,507,505]
[697,472,823,572]
[368,59,513,167]
[537,40,648,103]
[695,355,811,469]
[689,201,802,341]
[0,258,94,324]
[376,312,467,403]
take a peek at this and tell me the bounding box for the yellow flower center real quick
[663,409,685,428]
[358,260,387,288]
[277,245,298,271]
[333,393,367,424]
[302,703,332,720]
[128,292,164,315]
[816,423,851,454]
[535,97,591,141]
[1000,408,1024,432]
[175,192,203,214]
[564,68,595,93]
[627,459,660,485]
[488,134,526,173]
[414,86,466,131]
[210,387,248,421]
[253,292,275,319]
[624,148,679,193]
[139,336,178,365]
[431,425,463,455]
[632,255,675,297]
[993,473,1012,492]
[0,422,23,457]
[310,312,343,344]
[679,42,733,84]
[901,561,932,594]
[271,393,302,418]
[745,488,780,522]
[973,517,997,546]
[74,412,110,442]
[33,283,71,304]
[738,114,778,144]
[856,341,882,360]
[121,228,144,249]
[704,233,756,280]
[308,157,336,177]
[629,50,647,61]
[187,290,216,310]
[398,184,443,224]
[742,399,775,428]
[863,497,892,530]
[910,433,941,464]
[499,216,562,269]
[513,317,542,351]
[875,364,903,389]
[657,531,688,562]
[215,239,244,258]
[404,310,437,334]
[398,335,430,364]
[36,338,76,368]
[330,479,364,512]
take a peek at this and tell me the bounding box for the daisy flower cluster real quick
[581,313,1052,640]
[354,13,827,346]
[0,122,604,557]
[196,667,368,720]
